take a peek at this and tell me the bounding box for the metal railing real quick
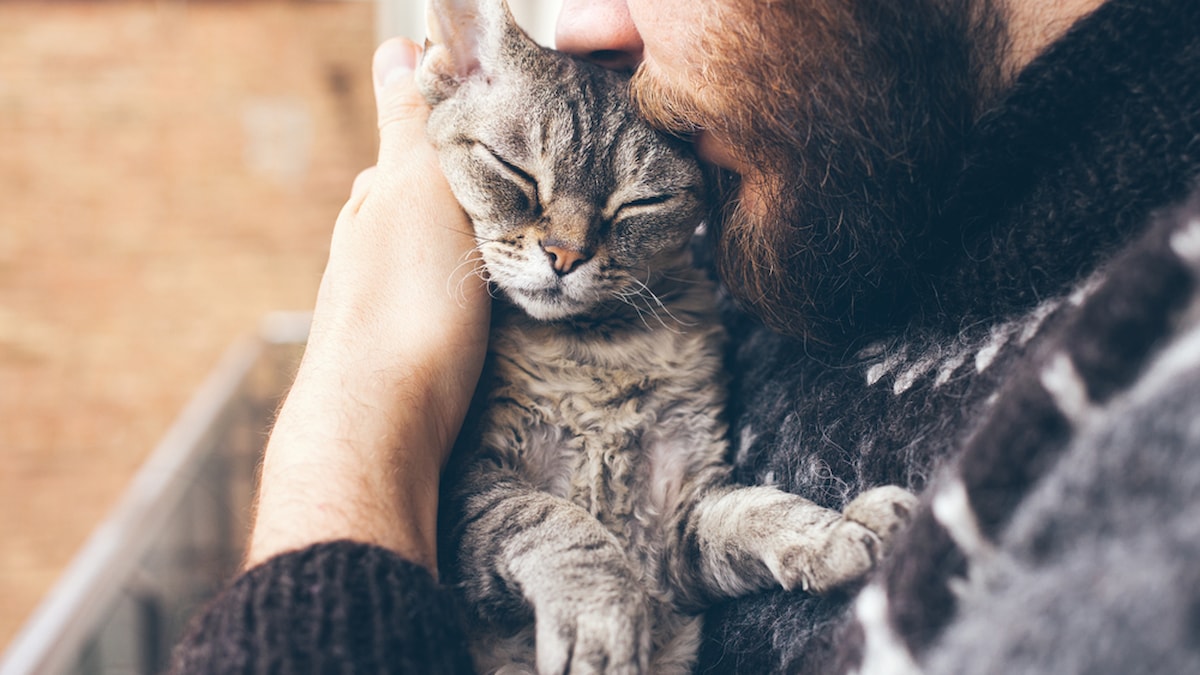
[0,313,310,675]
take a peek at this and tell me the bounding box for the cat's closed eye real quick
[613,193,679,226]
[619,192,676,207]
[618,193,675,213]
[472,142,540,212]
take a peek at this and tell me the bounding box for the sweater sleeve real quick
[168,540,474,674]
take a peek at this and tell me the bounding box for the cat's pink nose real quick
[542,243,591,276]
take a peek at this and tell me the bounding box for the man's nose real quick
[555,0,643,72]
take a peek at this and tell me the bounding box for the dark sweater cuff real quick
[169,540,473,674]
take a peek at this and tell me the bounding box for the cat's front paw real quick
[534,590,650,675]
[773,485,917,594]
[843,484,918,554]
[772,517,879,594]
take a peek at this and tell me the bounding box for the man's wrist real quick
[245,356,449,571]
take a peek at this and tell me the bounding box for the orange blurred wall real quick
[0,0,378,647]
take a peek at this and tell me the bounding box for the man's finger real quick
[373,38,430,133]
[339,166,377,218]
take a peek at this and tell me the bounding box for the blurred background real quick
[0,0,559,669]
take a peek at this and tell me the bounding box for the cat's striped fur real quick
[416,1,917,673]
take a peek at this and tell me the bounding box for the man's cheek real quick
[694,131,747,174]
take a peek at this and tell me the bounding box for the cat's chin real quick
[504,289,594,322]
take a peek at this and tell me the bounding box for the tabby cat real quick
[416,1,917,673]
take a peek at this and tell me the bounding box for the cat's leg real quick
[449,468,651,675]
[669,485,916,605]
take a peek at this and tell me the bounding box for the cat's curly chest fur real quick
[480,295,730,540]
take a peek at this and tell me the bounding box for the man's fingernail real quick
[374,38,419,90]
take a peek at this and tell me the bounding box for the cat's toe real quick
[772,486,917,595]
[843,485,919,552]
[534,593,650,675]
[775,519,880,594]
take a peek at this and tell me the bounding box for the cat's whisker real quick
[615,286,684,335]
[454,246,488,273]
[640,270,684,296]
[442,225,505,245]
[614,289,658,332]
[632,267,699,322]
[447,247,493,306]
[629,277,697,329]
[453,247,488,274]
[468,267,502,301]
[620,283,671,321]
[452,270,492,305]
[657,271,705,285]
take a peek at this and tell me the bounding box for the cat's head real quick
[417,0,708,322]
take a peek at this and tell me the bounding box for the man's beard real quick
[631,0,1009,350]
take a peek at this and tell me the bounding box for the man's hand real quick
[245,38,491,572]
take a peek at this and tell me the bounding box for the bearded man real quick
[171,0,1200,673]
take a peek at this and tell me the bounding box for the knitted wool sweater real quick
[703,0,1200,672]
[170,0,1200,672]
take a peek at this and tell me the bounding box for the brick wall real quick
[0,0,377,646]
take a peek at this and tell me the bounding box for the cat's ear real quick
[418,0,532,103]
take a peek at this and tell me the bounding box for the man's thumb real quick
[373,38,428,135]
